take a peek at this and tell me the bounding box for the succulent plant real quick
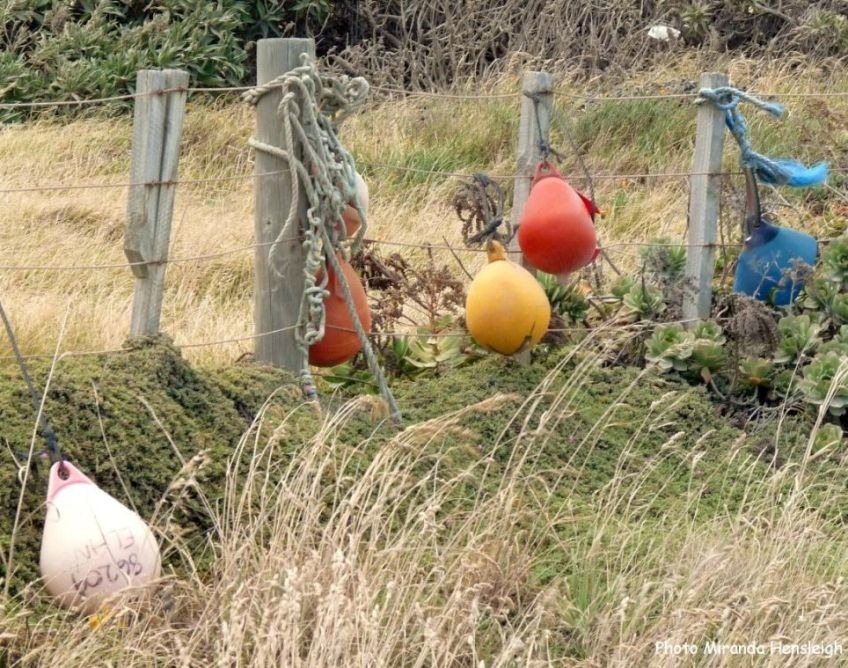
[403,331,467,371]
[801,275,840,313]
[610,275,636,300]
[689,339,727,383]
[813,423,843,453]
[693,320,726,344]
[799,351,848,416]
[825,293,848,327]
[645,324,694,372]
[536,273,589,324]
[821,238,848,290]
[622,283,666,321]
[738,357,775,389]
[774,314,821,364]
[771,368,801,399]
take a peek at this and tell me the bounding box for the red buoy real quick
[517,161,599,275]
[309,257,372,368]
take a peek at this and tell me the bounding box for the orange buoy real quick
[309,256,372,367]
[517,161,599,275]
[40,462,161,614]
[465,240,551,355]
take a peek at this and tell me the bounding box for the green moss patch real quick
[0,342,818,601]
[0,339,306,594]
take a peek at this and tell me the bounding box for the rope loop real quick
[454,173,511,246]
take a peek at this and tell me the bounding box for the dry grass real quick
[0,55,845,364]
[2,348,848,665]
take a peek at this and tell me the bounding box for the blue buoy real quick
[733,169,817,306]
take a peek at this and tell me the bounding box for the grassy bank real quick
[1,338,845,664]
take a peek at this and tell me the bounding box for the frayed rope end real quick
[752,159,828,188]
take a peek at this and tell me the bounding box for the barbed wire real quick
[0,169,290,195]
[353,162,848,182]
[365,163,695,181]
[0,240,277,271]
[0,167,686,194]
[0,236,750,271]
[556,90,848,102]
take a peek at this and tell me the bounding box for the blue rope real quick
[698,86,827,188]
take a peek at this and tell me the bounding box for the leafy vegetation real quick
[0,0,334,119]
[3,0,847,117]
[3,330,843,664]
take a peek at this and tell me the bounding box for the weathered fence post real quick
[510,71,553,267]
[683,72,728,324]
[125,68,189,337]
[254,37,316,369]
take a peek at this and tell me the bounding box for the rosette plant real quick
[774,314,821,364]
[822,238,848,290]
[689,339,727,383]
[611,276,636,300]
[799,351,848,416]
[645,324,694,372]
[824,293,848,328]
[738,357,775,390]
[693,320,726,343]
[622,283,666,322]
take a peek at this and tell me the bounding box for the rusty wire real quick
[452,173,511,246]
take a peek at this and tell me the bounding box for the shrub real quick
[0,0,336,118]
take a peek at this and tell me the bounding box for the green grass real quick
[1,337,846,663]
[0,338,815,595]
[567,99,695,174]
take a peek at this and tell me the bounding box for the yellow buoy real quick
[465,240,551,355]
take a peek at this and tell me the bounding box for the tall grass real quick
[2,345,848,665]
[0,56,845,367]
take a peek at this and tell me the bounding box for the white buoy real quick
[354,171,369,216]
[39,461,161,614]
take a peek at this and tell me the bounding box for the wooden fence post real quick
[683,72,728,324]
[125,69,189,337]
[510,71,553,267]
[253,37,316,369]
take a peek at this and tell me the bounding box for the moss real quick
[0,340,820,605]
[0,340,302,595]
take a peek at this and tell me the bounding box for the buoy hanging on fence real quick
[40,461,161,615]
[517,161,599,275]
[465,240,551,355]
[309,255,372,367]
[340,172,369,237]
[733,168,817,306]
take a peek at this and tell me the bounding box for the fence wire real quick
[0,317,698,363]
[3,165,845,195]
[3,84,847,110]
[1,76,846,359]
